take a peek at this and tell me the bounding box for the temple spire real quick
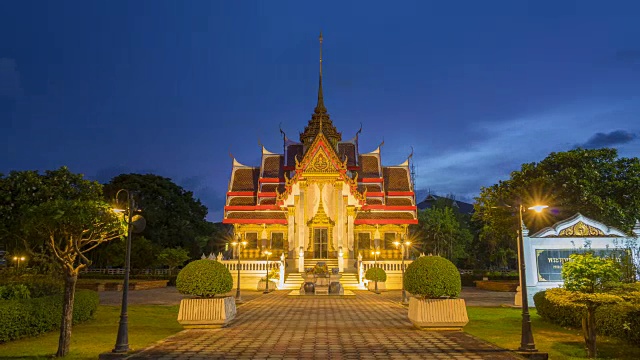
[315,32,327,114]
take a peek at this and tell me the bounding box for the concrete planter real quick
[367,281,386,292]
[408,298,469,330]
[177,297,236,328]
[257,279,278,291]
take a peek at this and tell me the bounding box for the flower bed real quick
[474,280,518,292]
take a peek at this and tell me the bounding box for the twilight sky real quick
[1,1,639,221]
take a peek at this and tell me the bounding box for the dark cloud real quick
[576,130,638,149]
[0,58,22,99]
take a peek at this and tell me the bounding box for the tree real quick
[473,148,640,268]
[412,197,473,266]
[546,253,622,358]
[98,236,160,271]
[158,247,191,275]
[103,174,212,258]
[0,167,124,356]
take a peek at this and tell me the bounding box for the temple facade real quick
[223,35,417,267]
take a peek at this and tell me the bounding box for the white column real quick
[338,247,344,272]
[337,183,344,250]
[287,207,295,256]
[347,206,355,251]
[299,185,306,252]
[298,246,305,272]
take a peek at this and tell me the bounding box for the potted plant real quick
[404,256,468,330]
[365,267,387,292]
[176,259,235,328]
[257,267,279,291]
[313,263,330,286]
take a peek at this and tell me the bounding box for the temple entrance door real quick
[313,228,329,258]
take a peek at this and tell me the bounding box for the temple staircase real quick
[281,259,364,291]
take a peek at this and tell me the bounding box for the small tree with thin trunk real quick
[158,247,191,275]
[546,253,622,358]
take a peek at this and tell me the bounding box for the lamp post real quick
[263,249,272,294]
[13,256,25,270]
[112,189,135,354]
[394,237,412,305]
[231,238,248,302]
[515,203,547,355]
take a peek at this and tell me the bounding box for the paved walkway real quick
[100,287,516,307]
[127,290,521,359]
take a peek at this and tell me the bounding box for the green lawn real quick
[465,306,640,359]
[0,305,181,359]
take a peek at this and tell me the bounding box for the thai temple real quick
[223,34,417,270]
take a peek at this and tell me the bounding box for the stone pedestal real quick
[177,297,236,328]
[407,298,469,330]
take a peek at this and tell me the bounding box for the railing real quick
[219,260,281,272]
[360,260,413,273]
[80,268,170,275]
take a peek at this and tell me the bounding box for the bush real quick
[0,275,64,298]
[404,256,461,298]
[176,260,232,297]
[534,289,640,344]
[533,290,583,327]
[0,284,31,300]
[365,267,387,282]
[0,289,99,342]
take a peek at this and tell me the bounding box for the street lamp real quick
[231,238,248,302]
[13,256,26,270]
[112,189,136,354]
[394,237,412,305]
[515,203,547,355]
[263,249,273,294]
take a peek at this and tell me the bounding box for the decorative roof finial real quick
[315,31,326,114]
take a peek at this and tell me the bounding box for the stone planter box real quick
[257,279,278,291]
[76,280,169,292]
[408,298,469,330]
[177,297,236,328]
[367,281,386,292]
[474,280,518,292]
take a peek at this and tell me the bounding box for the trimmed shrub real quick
[404,256,461,298]
[534,289,640,344]
[0,289,99,342]
[365,267,387,282]
[176,260,233,297]
[533,290,583,327]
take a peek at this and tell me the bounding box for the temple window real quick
[384,232,396,249]
[245,232,258,249]
[271,232,284,250]
[357,232,371,250]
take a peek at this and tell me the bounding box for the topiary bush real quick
[404,256,461,298]
[365,267,387,282]
[176,260,233,298]
[533,289,583,327]
[0,289,99,342]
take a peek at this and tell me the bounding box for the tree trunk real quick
[582,306,597,358]
[56,271,77,357]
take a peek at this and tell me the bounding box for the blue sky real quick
[1,1,639,221]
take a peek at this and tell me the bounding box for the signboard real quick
[535,249,625,282]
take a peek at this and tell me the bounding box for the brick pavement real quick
[127,290,521,359]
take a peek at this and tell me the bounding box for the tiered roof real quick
[223,34,416,226]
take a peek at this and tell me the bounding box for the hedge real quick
[0,289,99,342]
[534,289,640,344]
